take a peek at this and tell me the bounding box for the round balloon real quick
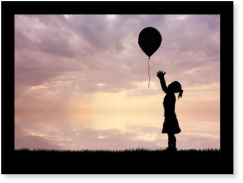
[138,27,162,58]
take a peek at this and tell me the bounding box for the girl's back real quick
[163,92,176,116]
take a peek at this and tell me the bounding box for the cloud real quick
[15,135,61,150]
[15,123,219,150]
[15,15,220,96]
[15,125,61,149]
[15,113,219,150]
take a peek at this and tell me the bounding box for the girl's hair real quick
[178,89,183,99]
[170,81,183,100]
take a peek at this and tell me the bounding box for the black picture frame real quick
[1,1,233,174]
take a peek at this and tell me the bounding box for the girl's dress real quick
[162,92,181,134]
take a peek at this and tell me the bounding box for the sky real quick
[14,15,220,150]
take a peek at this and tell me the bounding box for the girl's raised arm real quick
[157,71,168,94]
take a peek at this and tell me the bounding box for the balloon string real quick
[147,57,150,88]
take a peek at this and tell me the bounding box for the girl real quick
[157,70,183,151]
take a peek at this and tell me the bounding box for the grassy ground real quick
[7,148,223,174]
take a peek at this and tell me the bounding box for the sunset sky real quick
[15,15,220,150]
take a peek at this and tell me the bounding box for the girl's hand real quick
[157,70,166,79]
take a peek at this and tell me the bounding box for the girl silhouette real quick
[157,71,183,151]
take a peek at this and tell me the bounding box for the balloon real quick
[138,27,162,58]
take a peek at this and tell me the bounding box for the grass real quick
[16,147,220,152]
[8,148,223,174]
[15,148,220,157]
